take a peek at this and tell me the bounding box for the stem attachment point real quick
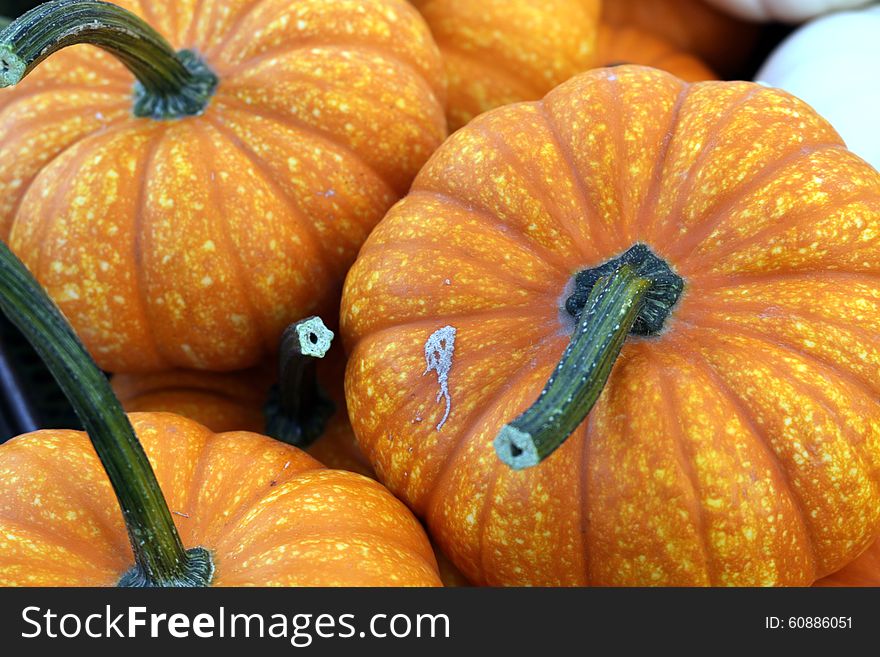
[496,248,683,470]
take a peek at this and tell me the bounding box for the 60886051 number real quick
[765,617,852,630]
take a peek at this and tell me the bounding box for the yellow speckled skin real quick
[341,66,880,586]
[111,346,374,477]
[816,539,880,587]
[602,0,758,78]
[0,0,447,373]
[411,0,600,131]
[0,413,441,586]
[597,25,715,82]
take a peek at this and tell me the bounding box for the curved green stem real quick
[264,317,336,449]
[0,0,217,119]
[495,264,651,470]
[0,239,213,587]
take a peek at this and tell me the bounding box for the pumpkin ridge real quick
[133,128,173,369]
[657,361,718,584]
[670,142,847,264]
[684,347,819,579]
[220,523,439,581]
[196,445,326,550]
[681,298,880,390]
[435,39,547,100]
[214,96,399,197]
[204,0,288,60]
[342,308,550,360]
[682,176,875,274]
[25,123,138,309]
[225,41,446,110]
[372,238,554,296]
[193,119,278,358]
[183,0,212,47]
[691,324,880,493]
[1,106,119,240]
[201,111,336,301]
[406,188,572,274]
[657,84,760,241]
[702,334,880,575]
[424,336,558,519]
[537,101,614,260]
[638,83,690,244]
[0,515,122,584]
[8,442,130,562]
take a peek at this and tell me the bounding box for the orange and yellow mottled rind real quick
[0,0,447,373]
[412,0,600,130]
[596,25,715,82]
[0,413,440,587]
[341,66,880,586]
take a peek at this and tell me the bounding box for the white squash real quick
[705,0,872,22]
[756,5,880,170]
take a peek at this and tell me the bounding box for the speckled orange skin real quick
[597,25,715,82]
[816,539,880,587]
[341,66,880,586]
[111,347,373,476]
[602,0,758,78]
[0,412,441,586]
[411,0,599,131]
[0,0,446,373]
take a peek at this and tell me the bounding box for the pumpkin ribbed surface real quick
[0,0,446,373]
[0,413,440,586]
[341,67,880,586]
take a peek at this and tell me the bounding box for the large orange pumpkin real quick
[341,66,880,586]
[596,25,715,82]
[816,540,880,587]
[112,344,373,477]
[0,0,446,373]
[0,235,440,587]
[602,0,758,78]
[411,0,600,131]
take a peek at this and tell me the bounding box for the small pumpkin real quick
[411,0,600,131]
[342,66,880,586]
[602,0,758,78]
[0,0,446,373]
[704,0,871,22]
[756,6,880,172]
[816,540,880,587]
[596,25,715,82]
[112,340,373,477]
[0,235,440,587]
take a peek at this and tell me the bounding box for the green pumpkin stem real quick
[0,239,213,587]
[0,0,217,120]
[495,264,652,470]
[264,317,336,449]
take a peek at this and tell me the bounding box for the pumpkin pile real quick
[1,0,879,588]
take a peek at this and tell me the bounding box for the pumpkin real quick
[704,0,872,22]
[0,235,440,587]
[602,0,758,78]
[341,66,880,586]
[756,6,880,172]
[816,539,880,587]
[0,0,446,373]
[112,344,373,477]
[411,0,600,131]
[596,25,715,82]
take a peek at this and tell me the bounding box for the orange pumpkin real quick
[112,345,373,477]
[816,540,880,587]
[341,66,880,586]
[411,0,600,131]
[0,0,446,373]
[0,235,440,587]
[602,0,758,78]
[596,25,715,82]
